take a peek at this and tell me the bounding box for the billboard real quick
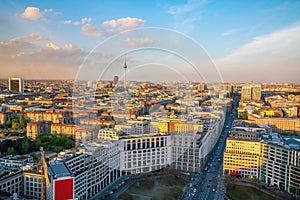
[54,177,74,200]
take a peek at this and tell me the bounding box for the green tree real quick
[170,186,182,199]
[119,192,133,200]
[19,114,27,128]
[12,121,21,130]
[5,118,12,128]
[223,175,235,188]
[140,178,154,189]
[7,147,16,155]
[21,139,30,154]
[65,140,74,149]
[30,152,37,159]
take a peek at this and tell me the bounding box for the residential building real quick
[26,122,51,140]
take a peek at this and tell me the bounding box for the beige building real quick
[248,114,300,133]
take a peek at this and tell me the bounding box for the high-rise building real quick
[8,77,24,93]
[251,85,261,101]
[241,86,251,101]
[241,85,261,101]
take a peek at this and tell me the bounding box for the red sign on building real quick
[54,177,74,200]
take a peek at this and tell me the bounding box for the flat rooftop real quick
[48,161,72,179]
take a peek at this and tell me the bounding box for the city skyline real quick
[1,0,300,83]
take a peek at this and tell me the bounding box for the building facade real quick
[119,134,172,174]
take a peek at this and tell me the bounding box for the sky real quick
[0,0,300,83]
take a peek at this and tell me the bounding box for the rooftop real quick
[48,161,72,179]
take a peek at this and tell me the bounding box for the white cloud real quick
[80,24,102,37]
[126,38,153,47]
[44,8,53,13]
[166,0,207,33]
[64,44,74,51]
[217,24,300,83]
[73,21,82,26]
[72,17,92,26]
[0,36,87,79]
[219,25,300,63]
[103,17,145,32]
[45,42,60,50]
[168,0,206,15]
[21,7,43,20]
[64,20,72,24]
[22,33,46,41]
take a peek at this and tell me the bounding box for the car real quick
[212,188,216,192]
[193,188,197,193]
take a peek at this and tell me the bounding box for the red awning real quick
[229,171,241,176]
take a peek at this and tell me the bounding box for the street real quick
[182,94,239,200]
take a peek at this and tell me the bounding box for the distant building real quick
[248,114,300,133]
[241,85,261,101]
[251,85,261,101]
[241,86,252,101]
[8,78,24,93]
[0,155,33,172]
[113,75,119,85]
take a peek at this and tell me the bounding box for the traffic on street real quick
[182,94,239,200]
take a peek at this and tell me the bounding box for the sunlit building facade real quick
[223,138,264,178]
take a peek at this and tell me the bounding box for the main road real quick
[182,94,239,200]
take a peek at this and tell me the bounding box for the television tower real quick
[123,56,127,90]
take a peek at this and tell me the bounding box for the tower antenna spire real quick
[123,56,127,90]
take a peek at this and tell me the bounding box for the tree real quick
[223,175,235,188]
[119,192,133,200]
[12,121,21,130]
[19,114,27,128]
[7,147,16,155]
[5,118,12,128]
[170,186,182,199]
[140,178,154,189]
[21,139,30,154]
[30,152,37,160]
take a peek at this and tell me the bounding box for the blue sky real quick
[0,0,300,83]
